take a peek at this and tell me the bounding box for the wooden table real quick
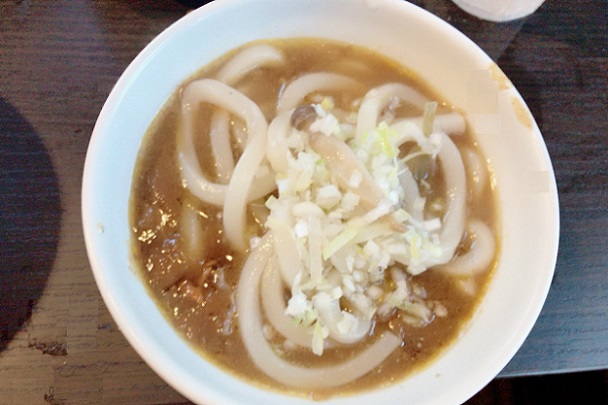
[1,1,606,403]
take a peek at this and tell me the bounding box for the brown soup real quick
[130,38,498,399]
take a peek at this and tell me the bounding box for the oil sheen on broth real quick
[130,39,498,398]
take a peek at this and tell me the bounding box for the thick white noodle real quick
[309,132,385,210]
[211,45,283,180]
[216,44,284,85]
[394,133,466,269]
[390,124,468,257]
[266,109,293,173]
[236,234,402,389]
[231,119,248,152]
[178,84,275,207]
[209,109,234,183]
[462,147,489,200]
[269,200,303,285]
[261,255,317,348]
[277,73,363,114]
[429,133,467,265]
[312,293,372,344]
[178,46,283,207]
[180,202,203,262]
[391,119,428,148]
[398,165,424,221]
[177,109,226,205]
[180,79,270,251]
[356,83,429,143]
[436,219,495,276]
[392,112,465,136]
[308,214,323,283]
[271,225,303,286]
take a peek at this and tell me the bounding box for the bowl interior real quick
[82,0,559,404]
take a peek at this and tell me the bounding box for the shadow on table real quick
[0,97,62,352]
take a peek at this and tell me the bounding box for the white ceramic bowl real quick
[82,0,559,404]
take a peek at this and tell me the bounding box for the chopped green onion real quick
[323,222,363,260]
[422,101,438,136]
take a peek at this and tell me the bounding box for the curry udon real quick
[129,39,498,398]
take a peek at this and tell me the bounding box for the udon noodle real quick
[130,39,498,397]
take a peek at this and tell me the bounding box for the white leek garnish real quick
[269,106,449,354]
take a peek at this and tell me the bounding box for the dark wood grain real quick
[1,0,606,403]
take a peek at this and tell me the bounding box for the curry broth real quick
[130,39,497,398]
